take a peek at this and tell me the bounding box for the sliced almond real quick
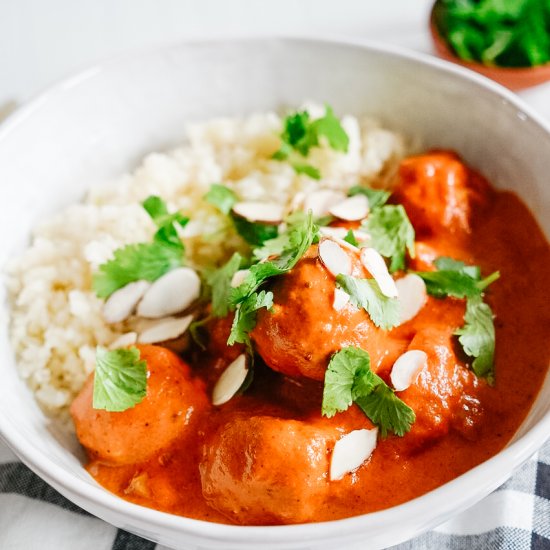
[329,194,369,221]
[290,191,306,212]
[330,428,378,481]
[212,354,248,406]
[109,332,138,349]
[396,274,427,324]
[319,226,348,239]
[231,269,250,288]
[102,280,150,324]
[333,288,350,312]
[303,190,347,218]
[353,230,370,243]
[332,236,360,253]
[232,201,285,224]
[390,350,428,391]
[137,267,201,319]
[360,248,398,298]
[318,239,352,277]
[137,315,193,344]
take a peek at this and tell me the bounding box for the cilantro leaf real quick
[92,346,147,412]
[231,215,279,247]
[206,252,243,318]
[322,347,415,437]
[455,297,496,384]
[204,184,238,215]
[293,163,321,180]
[227,212,317,344]
[344,229,359,247]
[273,105,349,178]
[348,186,391,209]
[322,347,377,417]
[142,195,188,249]
[415,257,500,299]
[363,205,415,272]
[92,241,183,298]
[355,384,416,438]
[228,290,274,347]
[336,274,400,330]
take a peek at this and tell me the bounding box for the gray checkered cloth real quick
[0,437,548,549]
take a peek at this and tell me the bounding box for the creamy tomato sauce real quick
[71,152,550,525]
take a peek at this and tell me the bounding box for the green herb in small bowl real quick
[430,0,550,89]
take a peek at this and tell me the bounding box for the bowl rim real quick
[0,35,549,545]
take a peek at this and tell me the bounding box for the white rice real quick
[6,103,406,420]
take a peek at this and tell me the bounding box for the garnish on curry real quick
[69,109,550,525]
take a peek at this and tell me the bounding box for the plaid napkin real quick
[0,436,548,549]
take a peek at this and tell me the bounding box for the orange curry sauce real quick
[71,151,550,525]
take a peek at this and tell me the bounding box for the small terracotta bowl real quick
[429,1,550,91]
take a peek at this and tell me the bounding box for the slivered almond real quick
[232,201,285,224]
[102,280,150,324]
[330,428,378,481]
[231,269,250,288]
[212,354,248,406]
[396,274,427,324]
[137,315,193,344]
[318,239,352,277]
[329,194,369,221]
[303,190,347,218]
[319,226,348,239]
[333,288,350,312]
[109,332,138,349]
[360,248,398,298]
[353,230,370,243]
[137,267,200,319]
[390,350,428,391]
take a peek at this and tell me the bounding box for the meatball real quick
[251,246,408,381]
[397,328,482,446]
[199,407,371,524]
[71,345,209,465]
[394,151,491,236]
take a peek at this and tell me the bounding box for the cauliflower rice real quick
[6,104,407,420]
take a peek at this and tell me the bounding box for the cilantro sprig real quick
[362,205,415,272]
[273,106,349,180]
[227,212,318,346]
[93,196,188,298]
[322,347,415,437]
[336,274,400,330]
[92,346,147,412]
[414,256,499,383]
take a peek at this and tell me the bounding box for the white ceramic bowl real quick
[0,37,549,550]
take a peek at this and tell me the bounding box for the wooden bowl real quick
[429,1,550,91]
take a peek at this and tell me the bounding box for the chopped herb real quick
[228,290,274,347]
[322,347,415,437]
[435,0,550,68]
[142,195,188,249]
[231,215,279,247]
[455,296,496,384]
[273,105,349,178]
[344,229,359,247]
[205,252,244,318]
[348,186,391,209]
[204,184,238,215]
[92,346,147,412]
[336,274,400,330]
[227,212,317,344]
[362,205,415,272]
[93,241,183,298]
[415,257,500,299]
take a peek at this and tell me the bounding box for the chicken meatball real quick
[394,151,491,236]
[251,246,408,381]
[200,407,371,524]
[71,345,209,465]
